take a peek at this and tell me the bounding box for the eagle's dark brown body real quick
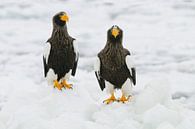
[98,43,131,89]
[43,12,78,83]
[46,36,76,81]
[95,25,136,92]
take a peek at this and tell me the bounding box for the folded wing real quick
[125,55,136,85]
[94,57,105,90]
[71,40,79,76]
[43,42,51,77]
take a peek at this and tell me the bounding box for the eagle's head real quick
[53,12,69,27]
[107,25,123,43]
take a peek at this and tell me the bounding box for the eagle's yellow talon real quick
[103,93,116,104]
[118,95,132,103]
[54,80,63,90]
[61,80,73,89]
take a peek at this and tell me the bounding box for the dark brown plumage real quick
[95,25,136,103]
[43,12,78,90]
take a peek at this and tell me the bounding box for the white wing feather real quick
[94,57,100,72]
[43,42,51,64]
[73,40,79,60]
[125,55,135,74]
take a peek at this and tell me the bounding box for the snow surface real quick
[0,0,195,129]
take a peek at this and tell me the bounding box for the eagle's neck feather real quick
[50,25,70,44]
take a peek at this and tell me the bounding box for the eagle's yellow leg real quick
[103,93,116,104]
[118,94,132,103]
[54,80,63,90]
[61,80,73,89]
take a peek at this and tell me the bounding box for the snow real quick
[0,0,195,129]
[134,79,171,113]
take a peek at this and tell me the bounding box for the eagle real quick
[94,25,136,104]
[43,12,79,90]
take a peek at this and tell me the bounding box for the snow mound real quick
[156,122,176,129]
[0,75,195,129]
[134,79,171,113]
[89,79,195,129]
[143,104,181,129]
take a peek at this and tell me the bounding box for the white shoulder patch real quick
[73,40,79,60]
[125,55,135,70]
[94,56,100,72]
[43,42,51,64]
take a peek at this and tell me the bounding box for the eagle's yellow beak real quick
[111,28,119,38]
[60,13,69,22]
